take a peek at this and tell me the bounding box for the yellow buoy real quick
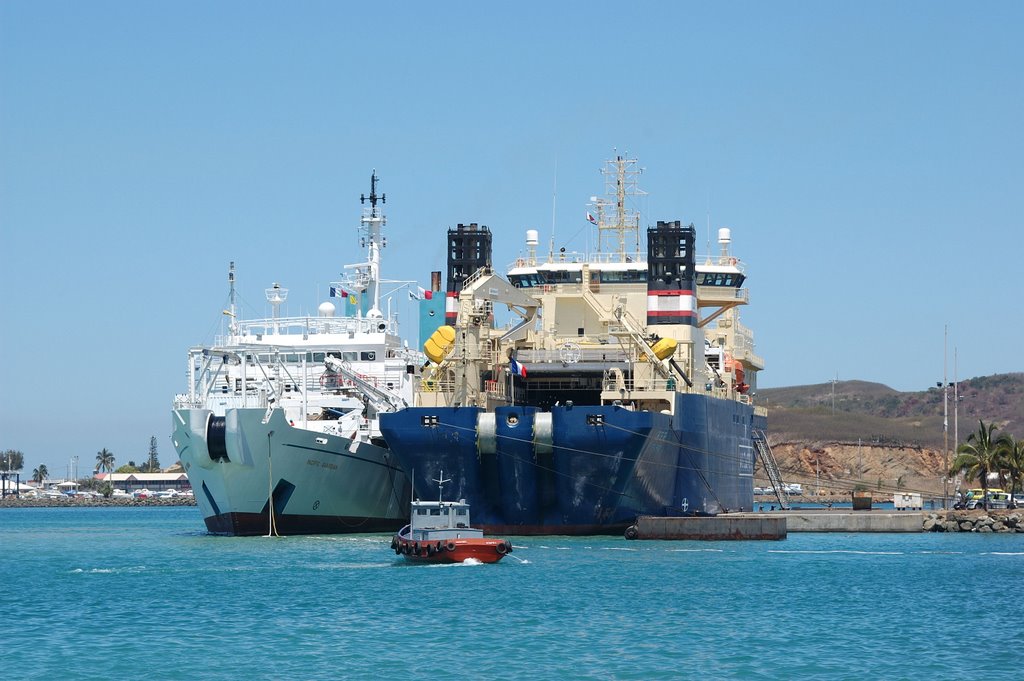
[650,337,677,360]
[423,325,456,364]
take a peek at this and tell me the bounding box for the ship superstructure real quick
[379,155,767,534]
[172,172,415,535]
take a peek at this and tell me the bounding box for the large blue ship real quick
[380,155,768,535]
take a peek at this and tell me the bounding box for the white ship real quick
[171,173,416,535]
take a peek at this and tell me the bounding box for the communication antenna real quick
[225,261,238,334]
[549,160,557,262]
[433,470,451,504]
[706,192,712,258]
[266,282,288,334]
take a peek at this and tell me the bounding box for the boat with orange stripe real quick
[391,473,512,564]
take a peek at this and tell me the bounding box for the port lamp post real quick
[937,380,954,510]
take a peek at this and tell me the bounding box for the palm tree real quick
[96,448,115,498]
[1001,435,1024,508]
[950,420,1010,511]
[32,464,49,485]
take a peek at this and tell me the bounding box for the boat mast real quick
[591,154,645,261]
[434,470,451,504]
[227,261,238,335]
[360,170,386,319]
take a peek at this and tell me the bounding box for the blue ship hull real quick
[379,394,761,535]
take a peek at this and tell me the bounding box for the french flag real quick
[509,358,527,378]
[586,212,597,225]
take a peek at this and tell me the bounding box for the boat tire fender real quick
[445,541,456,552]
[624,525,639,540]
[495,542,507,555]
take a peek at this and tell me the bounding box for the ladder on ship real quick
[753,429,789,510]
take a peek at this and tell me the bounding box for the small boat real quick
[391,473,512,564]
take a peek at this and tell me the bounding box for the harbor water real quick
[3,506,1022,679]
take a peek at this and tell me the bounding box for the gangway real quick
[753,429,789,510]
[324,356,407,414]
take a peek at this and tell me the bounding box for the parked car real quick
[958,489,1011,510]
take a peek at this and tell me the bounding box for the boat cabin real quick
[408,500,483,541]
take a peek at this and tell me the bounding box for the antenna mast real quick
[358,170,387,319]
[227,261,238,334]
[591,153,645,261]
[433,470,451,504]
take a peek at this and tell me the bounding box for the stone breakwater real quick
[0,496,196,508]
[924,511,1023,533]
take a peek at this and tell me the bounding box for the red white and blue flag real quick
[586,212,597,225]
[509,358,527,378]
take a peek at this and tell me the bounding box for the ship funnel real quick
[445,223,492,325]
[647,221,696,328]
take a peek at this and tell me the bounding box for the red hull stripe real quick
[647,310,696,317]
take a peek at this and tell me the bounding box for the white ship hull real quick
[172,407,410,535]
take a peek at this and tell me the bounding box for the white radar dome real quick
[526,229,539,246]
[318,301,336,318]
[718,227,732,244]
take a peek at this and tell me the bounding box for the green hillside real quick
[758,373,1024,448]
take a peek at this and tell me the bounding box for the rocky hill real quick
[756,373,1024,498]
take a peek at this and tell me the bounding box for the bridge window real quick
[598,270,646,284]
[547,269,582,284]
[510,272,545,288]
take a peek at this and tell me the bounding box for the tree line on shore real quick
[1,436,165,496]
[951,420,1024,510]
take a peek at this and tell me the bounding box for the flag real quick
[424,290,433,300]
[509,358,527,378]
[409,289,420,301]
[587,212,597,225]
[330,287,348,298]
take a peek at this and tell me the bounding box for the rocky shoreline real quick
[0,496,196,508]
[924,511,1022,533]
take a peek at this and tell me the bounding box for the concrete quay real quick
[628,510,925,539]
[740,510,924,533]
[629,509,1024,538]
[628,515,787,540]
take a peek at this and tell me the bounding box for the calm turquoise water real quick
[2,506,1022,680]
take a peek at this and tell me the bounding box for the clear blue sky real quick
[2,2,1022,477]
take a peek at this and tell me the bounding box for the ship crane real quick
[324,356,407,414]
[426,267,540,408]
